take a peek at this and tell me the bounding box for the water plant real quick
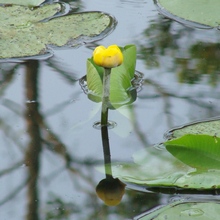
[86,44,137,206]
[92,44,124,126]
[86,44,137,110]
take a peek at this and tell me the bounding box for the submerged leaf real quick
[0,3,115,59]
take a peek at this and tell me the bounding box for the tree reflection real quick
[139,14,220,85]
[174,43,220,85]
[25,60,42,220]
[139,16,179,68]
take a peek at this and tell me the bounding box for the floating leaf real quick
[135,200,220,220]
[155,0,220,28]
[0,0,45,6]
[86,45,137,109]
[164,134,220,170]
[0,3,115,59]
[164,117,220,140]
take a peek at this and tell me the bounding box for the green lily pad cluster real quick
[86,45,137,109]
[0,3,115,59]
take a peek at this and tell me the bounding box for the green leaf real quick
[118,45,137,79]
[0,4,115,59]
[155,0,220,28]
[86,45,137,109]
[138,200,220,220]
[165,117,220,139]
[0,0,45,6]
[86,59,103,103]
[164,134,220,170]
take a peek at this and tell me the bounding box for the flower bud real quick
[93,45,123,68]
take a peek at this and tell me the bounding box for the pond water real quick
[1,0,220,219]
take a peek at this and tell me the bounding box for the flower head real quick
[93,45,123,68]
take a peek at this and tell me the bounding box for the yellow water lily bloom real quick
[93,45,123,68]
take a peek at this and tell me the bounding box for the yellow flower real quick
[93,45,123,68]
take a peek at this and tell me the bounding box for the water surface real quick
[1,0,220,219]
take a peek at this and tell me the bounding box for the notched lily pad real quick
[0,3,116,60]
[154,0,220,28]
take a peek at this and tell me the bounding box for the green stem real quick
[101,68,111,126]
[100,68,113,179]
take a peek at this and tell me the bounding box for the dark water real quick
[1,0,220,219]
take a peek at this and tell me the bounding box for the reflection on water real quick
[1,0,220,219]
[96,115,127,206]
[139,14,220,85]
[0,59,159,219]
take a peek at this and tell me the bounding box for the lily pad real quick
[86,45,138,109]
[155,0,220,28]
[0,3,115,59]
[0,0,45,6]
[164,117,220,140]
[135,200,220,220]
